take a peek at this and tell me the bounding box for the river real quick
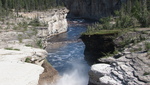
[46,20,90,85]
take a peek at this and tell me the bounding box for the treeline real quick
[0,0,61,11]
[86,0,150,34]
[115,0,150,27]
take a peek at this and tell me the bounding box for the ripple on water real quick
[47,24,90,85]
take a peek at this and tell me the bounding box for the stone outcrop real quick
[81,31,149,63]
[0,26,59,85]
[0,44,47,85]
[19,7,69,37]
[62,0,126,20]
[82,29,150,85]
[89,40,150,85]
[38,60,59,85]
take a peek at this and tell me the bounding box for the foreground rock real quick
[81,29,150,85]
[88,40,150,85]
[0,42,59,85]
[0,44,45,85]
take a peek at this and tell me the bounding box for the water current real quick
[46,22,90,85]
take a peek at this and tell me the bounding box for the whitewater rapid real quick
[47,25,90,85]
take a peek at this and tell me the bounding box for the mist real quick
[55,60,89,85]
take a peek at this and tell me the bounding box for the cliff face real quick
[18,7,69,37]
[81,29,150,85]
[63,0,125,20]
[81,34,116,63]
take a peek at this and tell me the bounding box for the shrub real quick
[25,44,32,47]
[145,42,150,51]
[36,39,43,48]
[25,57,31,63]
[18,34,23,43]
[29,18,41,26]
[4,47,20,51]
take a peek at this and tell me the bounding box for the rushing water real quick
[46,23,90,85]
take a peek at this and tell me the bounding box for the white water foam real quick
[55,60,89,85]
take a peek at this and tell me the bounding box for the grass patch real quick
[29,18,41,27]
[18,34,23,43]
[4,47,20,51]
[143,72,150,76]
[82,30,120,35]
[36,39,43,48]
[25,57,31,63]
[145,42,150,51]
[25,44,32,47]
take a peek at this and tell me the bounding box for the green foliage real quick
[36,39,43,48]
[25,57,31,63]
[25,44,32,47]
[29,18,40,27]
[101,52,113,58]
[143,72,150,76]
[4,47,20,51]
[83,29,120,35]
[84,0,149,35]
[147,0,150,11]
[18,34,23,43]
[115,15,132,28]
[145,42,150,51]
[0,0,57,11]
[31,28,38,35]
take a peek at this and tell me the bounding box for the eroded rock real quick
[88,40,150,85]
[18,7,69,37]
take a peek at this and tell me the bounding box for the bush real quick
[145,42,150,51]
[36,39,43,48]
[4,47,20,51]
[18,34,23,43]
[29,18,41,26]
[25,57,31,63]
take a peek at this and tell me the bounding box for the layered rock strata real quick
[81,31,149,62]
[19,7,69,37]
[89,40,150,85]
[81,29,150,85]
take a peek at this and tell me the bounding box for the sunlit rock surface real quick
[88,40,150,85]
[18,7,69,37]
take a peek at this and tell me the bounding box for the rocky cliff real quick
[89,40,150,85]
[19,7,69,37]
[81,30,148,63]
[81,33,117,63]
[81,29,150,85]
[62,0,126,20]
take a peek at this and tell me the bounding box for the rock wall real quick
[62,0,126,20]
[89,41,150,85]
[81,34,116,63]
[81,30,150,85]
[19,7,69,37]
[81,31,148,63]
